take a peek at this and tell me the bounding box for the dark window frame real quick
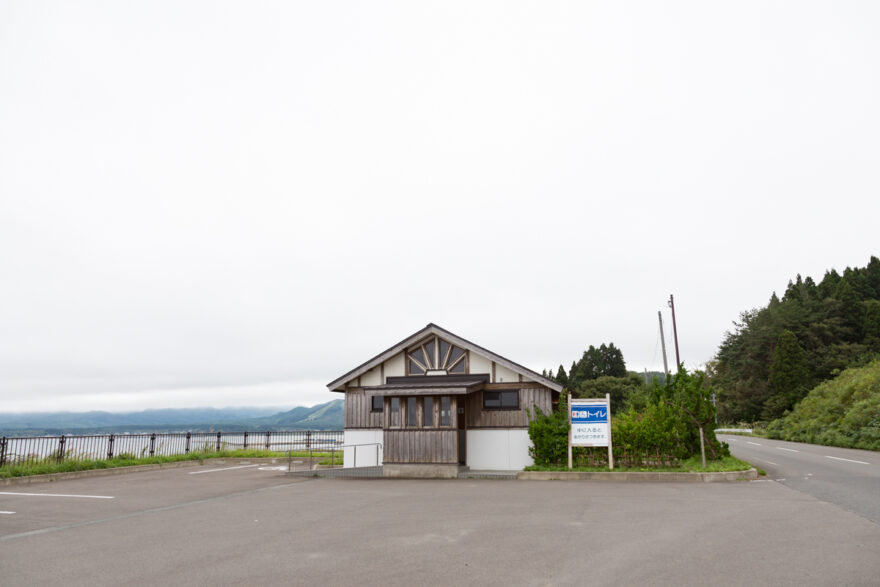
[371,395,384,412]
[407,397,418,427]
[390,397,400,428]
[483,390,520,411]
[424,396,434,427]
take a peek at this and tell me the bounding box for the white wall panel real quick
[383,352,405,378]
[360,367,381,386]
[469,353,492,377]
[343,429,383,468]
[494,364,519,384]
[507,429,535,470]
[466,429,534,470]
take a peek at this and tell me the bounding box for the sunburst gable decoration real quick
[406,336,467,375]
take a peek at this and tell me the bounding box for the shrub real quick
[765,359,880,450]
[527,396,570,467]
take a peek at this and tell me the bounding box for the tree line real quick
[713,256,880,422]
[542,342,653,414]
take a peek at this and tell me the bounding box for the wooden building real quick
[327,323,563,477]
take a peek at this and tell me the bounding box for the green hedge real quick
[529,368,729,467]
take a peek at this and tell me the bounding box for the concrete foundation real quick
[382,463,460,479]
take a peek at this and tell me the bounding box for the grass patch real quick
[524,455,753,473]
[0,448,340,479]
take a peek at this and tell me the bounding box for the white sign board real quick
[570,398,610,447]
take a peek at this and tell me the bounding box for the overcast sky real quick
[1,1,878,413]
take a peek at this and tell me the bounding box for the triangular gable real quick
[327,323,563,392]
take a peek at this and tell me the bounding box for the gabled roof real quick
[327,323,563,392]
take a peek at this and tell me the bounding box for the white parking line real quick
[747,441,762,446]
[0,492,113,499]
[825,456,869,465]
[776,447,799,453]
[188,464,260,475]
[0,511,15,515]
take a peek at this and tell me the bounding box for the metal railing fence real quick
[0,430,343,467]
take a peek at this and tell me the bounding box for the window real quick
[424,397,434,427]
[390,397,400,427]
[371,395,384,412]
[407,336,467,375]
[407,397,418,427]
[440,396,451,426]
[483,390,519,410]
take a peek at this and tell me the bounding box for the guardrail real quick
[0,431,344,467]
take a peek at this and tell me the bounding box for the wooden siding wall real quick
[383,430,458,464]
[344,389,383,429]
[465,387,553,428]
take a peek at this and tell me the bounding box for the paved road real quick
[720,434,880,523]
[2,463,879,585]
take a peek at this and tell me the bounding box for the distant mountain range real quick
[0,400,344,436]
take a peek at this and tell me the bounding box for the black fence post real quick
[149,433,156,457]
[0,437,7,467]
[243,431,248,450]
[108,434,115,459]
[57,435,66,463]
[216,432,222,452]
[185,432,191,454]
[265,431,271,450]
[306,430,311,451]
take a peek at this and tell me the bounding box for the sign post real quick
[567,394,573,470]
[569,393,614,470]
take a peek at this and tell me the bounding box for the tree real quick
[714,257,880,422]
[555,364,569,387]
[573,374,644,414]
[566,343,628,389]
[655,367,726,463]
[864,300,880,352]
[766,330,810,418]
[834,279,864,342]
[599,343,627,377]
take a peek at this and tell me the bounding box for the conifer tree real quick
[555,364,569,387]
[835,279,863,341]
[766,330,810,418]
[863,300,880,352]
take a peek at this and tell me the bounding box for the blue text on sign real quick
[571,406,608,423]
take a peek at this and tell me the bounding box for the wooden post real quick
[567,393,573,470]
[699,427,706,468]
[606,393,614,471]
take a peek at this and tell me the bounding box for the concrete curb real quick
[0,457,290,486]
[517,468,759,482]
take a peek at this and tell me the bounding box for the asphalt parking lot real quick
[2,464,879,586]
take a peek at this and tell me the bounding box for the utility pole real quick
[658,311,669,379]
[668,294,680,369]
